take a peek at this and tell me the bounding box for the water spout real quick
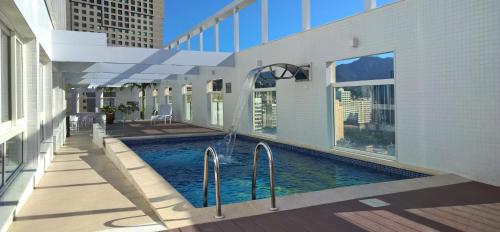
[215,63,309,162]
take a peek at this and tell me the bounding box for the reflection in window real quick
[183,85,192,121]
[1,29,11,122]
[4,133,23,182]
[164,87,172,106]
[334,52,395,156]
[16,40,23,119]
[208,80,223,127]
[336,52,394,82]
[335,86,395,156]
[253,73,277,135]
[102,88,116,107]
[0,144,3,187]
[79,92,96,113]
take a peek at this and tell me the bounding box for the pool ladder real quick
[203,146,224,219]
[202,142,278,219]
[252,142,278,211]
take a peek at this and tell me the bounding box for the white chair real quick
[69,115,79,132]
[151,104,173,125]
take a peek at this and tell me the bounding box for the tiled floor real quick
[7,133,164,232]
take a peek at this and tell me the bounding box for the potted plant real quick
[117,102,139,122]
[100,105,117,124]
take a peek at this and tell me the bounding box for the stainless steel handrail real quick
[252,142,278,211]
[203,146,224,219]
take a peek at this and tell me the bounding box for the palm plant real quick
[120,82,157,119]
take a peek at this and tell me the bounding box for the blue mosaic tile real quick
[122,133,428,178]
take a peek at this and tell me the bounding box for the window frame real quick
[182,84,192,122]
[0,22,12,129]
[164,86,172,106]
[331,51,397,160]
[207,79,223,127]
[251,84,278,137]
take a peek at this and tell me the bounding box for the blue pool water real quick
[125,137,414,208]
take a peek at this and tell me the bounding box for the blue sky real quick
[163,0,398,51]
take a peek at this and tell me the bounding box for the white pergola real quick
[52,30,234,87]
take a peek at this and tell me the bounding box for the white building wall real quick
[167,0,500,186]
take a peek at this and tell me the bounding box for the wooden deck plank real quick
[170,176,500,232]
[263,211,314,232]
[251,213,289,232]
[408,208,498,232]
[215,220,243,232]
[439,206,500,229]
[284,205,366,232]
[371,210,439,232]
[232,216,267,232]
[358,210,422,232]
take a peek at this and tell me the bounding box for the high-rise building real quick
[66,0,164,48]
[353,98,373,125]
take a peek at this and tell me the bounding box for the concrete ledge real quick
[103,138,195,227]
[105,137,471,229]
[0,167,38,232]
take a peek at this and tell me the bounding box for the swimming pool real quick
[124,136,424,208]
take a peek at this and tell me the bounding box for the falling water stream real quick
[213,68,261,163]
[212,64,306,163]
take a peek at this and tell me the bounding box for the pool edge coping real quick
[104,137,471,229]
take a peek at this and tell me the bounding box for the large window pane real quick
[16,40,23,119]
[336,52,394,82]
[79,92,96,112]
[185,94,192,121]
[253,91,277,135]
[164,87,172,105]
[210,92,223,127]
[334,85,395,156]
[183,85,192,121]
[1,31,11,122]
[0,143,3,187]
[102,90,116,107]
[4,133,23,181]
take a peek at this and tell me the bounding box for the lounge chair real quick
[151,104,173,125]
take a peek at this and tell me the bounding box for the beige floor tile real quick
[8,133,162,232]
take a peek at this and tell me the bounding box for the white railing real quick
[165,0,377,52]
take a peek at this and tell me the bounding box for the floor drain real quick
[359,198,390,208]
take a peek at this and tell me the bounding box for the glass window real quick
[183,85,192,121]
[102,90,116,107]
[16,40,22,119]
[4,133,23,182]
[208,80,223,127]
[164,87,172,105]
[335,52,394,82]
[253,91,277,135]
[1,29,11,122]
[79,92,96,112]
[334,86,395,156]
[0,143,3,187]
[252,74,277,135]
[334,52,395,156]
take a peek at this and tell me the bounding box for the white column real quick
[233,7,240,52]
[302,0,311,31]
[24,39,40,165]
[199,28,204,52]
[364,0,376,11]
[214,18,220,52]
[261,0,268,44]
[187,34,191,50]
